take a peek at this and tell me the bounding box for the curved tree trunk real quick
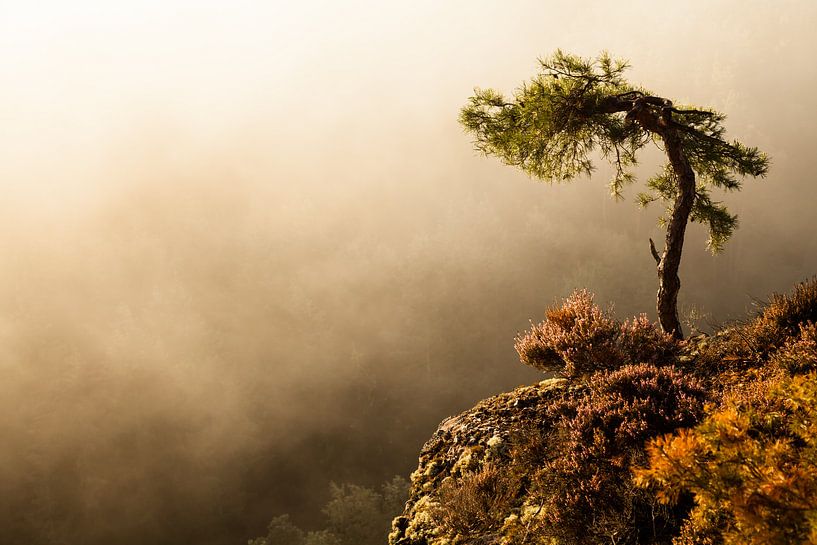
[604,96,698,339]
[656,128,696,339]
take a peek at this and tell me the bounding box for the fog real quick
[1,1,816,543]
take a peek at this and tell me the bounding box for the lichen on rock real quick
[388,378,569,545]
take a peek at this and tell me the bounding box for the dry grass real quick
[696,278,817,376]
[433,464,522,536]
[771,321,817,375]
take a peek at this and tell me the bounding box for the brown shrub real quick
[433,464,522,536]
[515,290,619,375]
[515,290,678,378]
[528,364,706,545]
[759,278,817,343]
[772,321,817,375]
[696,278,817,374]
[619,314,682,366]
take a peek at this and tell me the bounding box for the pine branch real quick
[669,107,717,117]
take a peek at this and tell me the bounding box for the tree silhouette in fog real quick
[249,476,408,545]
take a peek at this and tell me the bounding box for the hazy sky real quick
[1,2,816,544]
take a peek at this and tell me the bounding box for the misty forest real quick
[3,2,817,545]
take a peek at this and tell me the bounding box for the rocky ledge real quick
[388,378,573,545]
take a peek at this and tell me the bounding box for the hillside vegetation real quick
[249,477,408,545]
[388,279,817,545]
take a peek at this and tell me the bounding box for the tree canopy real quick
[460,51,769,337]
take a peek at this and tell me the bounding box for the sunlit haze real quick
[1,2,816,544]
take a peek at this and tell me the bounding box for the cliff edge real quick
[389,280,817,545]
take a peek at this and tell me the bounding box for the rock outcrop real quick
[389,280,817,545]
[388,378,573,545]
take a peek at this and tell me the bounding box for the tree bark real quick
[597,95,698,338]
[656,128,696,339]
[624,99,696,339]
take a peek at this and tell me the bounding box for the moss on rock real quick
[388,379,569,545]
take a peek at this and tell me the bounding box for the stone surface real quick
[388,378,574,545]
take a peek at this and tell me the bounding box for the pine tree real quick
[460,51,769,338]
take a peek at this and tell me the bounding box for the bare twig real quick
[649,238,661,264]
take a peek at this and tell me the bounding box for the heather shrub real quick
[432,464,522,536]
[697,278,817,373]
[619,314,683,366]
[515,290,678,378]
[772,321,817,375]
[635,372,817,545]
[758,279,817,346]
[528,364,707,545]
